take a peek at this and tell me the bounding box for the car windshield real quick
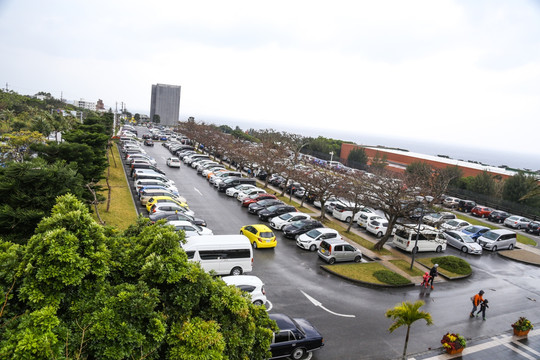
[266,205,281,212]
[259,231,273,238]
[481,231,500,240]
[305,229,322,239]
[289,221,305,229]
[465,226,483,233]
[430,213,443,219]
[446,220,459,226]
[279,213,293,220]
[461,235,475,243]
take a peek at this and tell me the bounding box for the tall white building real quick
[150,84,181,126]
[75,99,97,111]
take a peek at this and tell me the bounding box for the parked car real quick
[237,188,267,202]
[317,238,362,264]
[169,220,213,237]
[526,221,540,235]
[477,229,517,251]
[226,184,257,198]
[146,196,190,214]
[439,219,471,231]
[461,225,491,240]
[248,199,283,215]
[242,193,277,207]
[268,313,324,360]
[422,212,456,227]
[457,200,476,212]
[504,215,531,230]
[143,139,154,146]
[471,206,493,218]
[148,202,193,216]
[269,212,311,230]
[166,157,181,168]
[357,213,383,228]
[148,211,206,227]
[366,219,393,238]
[443,230,483,254]
[258,205,297,222]
[488,210,511,224]
[240,224,277,249]
[296,228,342,251]
[222,275,267,306]
[282,219,324,239]
[443,197,461,208]
[333,204,376,223]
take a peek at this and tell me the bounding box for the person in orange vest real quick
[470,290,485,318]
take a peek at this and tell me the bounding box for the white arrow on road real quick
[194,187,203,196]
[300,290,356,318]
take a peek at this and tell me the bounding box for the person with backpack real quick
[476,299,489,320]
[470,290,485,318]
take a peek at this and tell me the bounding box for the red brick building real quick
[340,143,517,180]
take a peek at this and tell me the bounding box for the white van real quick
[392,224,446,253]
[477,229,517,251]
[182,235,253,275]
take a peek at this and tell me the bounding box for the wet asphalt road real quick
[131,131,540,360]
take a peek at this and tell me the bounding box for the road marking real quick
[300,290,356,318]
[265,300,273,312]
[194,187,203,196]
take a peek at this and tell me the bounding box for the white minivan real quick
[392,224,446,253]
[477,229,517,251]
[182,235,253,275]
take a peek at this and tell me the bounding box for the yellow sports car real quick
[240,224,277,249]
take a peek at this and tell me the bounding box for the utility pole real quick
[5,83,8,91]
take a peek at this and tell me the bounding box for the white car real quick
[333,204,376,222]
[357,213,383,228]
[269,212,311,230]
[439,219,471,231]
[166,157,181,168]
[134,179,178,193]
[296,228,342,251]
[366,219,393,238]
[443,197,461,208]
[168,220,213,237]
[226,184,257,197]
[504,215,531,230]
[237,188,266,202]
[443,230,483,254]
[126,154,157,166]
[222,275,267,306]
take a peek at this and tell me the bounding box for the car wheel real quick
[481,214,485,218]
[525,229,529,233]
[291,348,306,360]
[412,246,419,254]
[230,267,242,276]
[309,244,317,252]
[492,246,497,252]
[461,246,468,253]
[253,300,264,306]
[345,216,351,223]
[498,219,502,223]
[240,230,244,235]
[328,257,336,265]
[376,231,383,238]
[517,225,521,230]
[436,245,442,253]
[354,255,362,263]
[508,244,514,250]
[252,241,257,249]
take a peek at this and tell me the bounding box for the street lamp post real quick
[329,151,334,163]
[410,195,434,270]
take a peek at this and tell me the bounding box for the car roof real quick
[268,314,296,331]
[250,224,273,232]
[222,275,263,287]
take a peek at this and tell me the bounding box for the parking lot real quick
[126,127,540,359]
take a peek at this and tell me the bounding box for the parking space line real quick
[194,187,203,196]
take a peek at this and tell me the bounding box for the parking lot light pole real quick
[410,195,434,270]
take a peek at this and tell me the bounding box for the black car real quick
[248,199,283,214]
[488,210,511,223]
[148,211,207,227]
[142,134,151,139]
[143,139,154,146]
[282,219,324,239]
[457,200,476,212]
[258,205,297,222]
[269,313,324,360]
[526,221,540,235]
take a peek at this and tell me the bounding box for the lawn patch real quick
[373,270,411,285]
[389,260,425,277]
[323,262,412,286]
[416,256,472,278]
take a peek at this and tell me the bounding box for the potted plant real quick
[512,317,534,336]
[441,332,467,355]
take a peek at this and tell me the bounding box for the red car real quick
[471,206,493,218]
[242,193,277,207]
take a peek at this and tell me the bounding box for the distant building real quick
[96,99,105,111]
[340,144,520,180]
[75,99,96,111]
[150,83,181,126]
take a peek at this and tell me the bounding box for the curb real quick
[319,265,415,288]
[498,251,540,267]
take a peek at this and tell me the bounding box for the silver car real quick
[318,239,362,264]
[443,230,482,255]
[504,215,531,230]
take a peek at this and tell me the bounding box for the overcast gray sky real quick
[1,0,539,167]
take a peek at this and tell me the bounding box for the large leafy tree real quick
[0,158,85,241]
[385,300,433,360]
[0,195,275,359]
[347,147,368,170]
[502,172,538,205]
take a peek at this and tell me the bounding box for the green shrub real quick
[433,256,471,275]
[373,270,411,285]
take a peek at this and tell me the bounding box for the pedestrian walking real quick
[420,272,430,288]
[428,264,438,289]
[470,290,485,318]
[476,299,489,320]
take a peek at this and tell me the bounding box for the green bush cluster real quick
[434,256,471,275]
[373,270,411,285]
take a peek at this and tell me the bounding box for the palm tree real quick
[385,300,433,360]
